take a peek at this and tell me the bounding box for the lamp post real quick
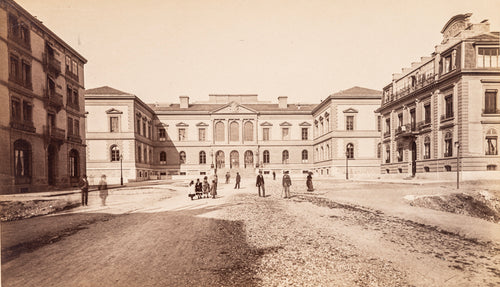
[120,154,123,186]
[345,151,349,180]
[455,141,460,189]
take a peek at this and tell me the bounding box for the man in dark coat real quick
[282,171,292,199]
[256,170,265,197]
[79,174,89,206]
[234,172,241,189]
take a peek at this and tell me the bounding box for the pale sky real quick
[16,0,500,104]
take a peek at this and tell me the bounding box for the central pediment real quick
[211,101,257,114]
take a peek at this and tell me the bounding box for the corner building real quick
[378,14,500,179]
[0,0,87,193]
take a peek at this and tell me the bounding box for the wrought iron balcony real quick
[43,53,61,75]
[417,121,431,131]
[440,113,454,122]
[65,69,79,82]
[10,120,36,133]
[384,74,435,104]
[395,124,417,138]
[46,89,64,109]
[44,125,65,141]
[67,134,82,144]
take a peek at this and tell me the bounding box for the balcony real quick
[384,75,436,104]
[67,134,82,144]
[44,125,65,142]
[10,120,36,133]
[417,121,431,131]
[43,53,61,75]
[395,124,417,138]
[65,69,79,82]
[440,113,454,123]
[8,33,31,50]
[46,89,64,110]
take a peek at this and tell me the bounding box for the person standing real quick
[256,170,265,197]
[272,171,276,180]
[234,172,241,189]
[195,178,203,199]
[282,171,292,198]
[98,174,108,206]
[210,179,217,199]
[225,171,230,184]
[213,173,218,194]
[202,176,210,198]
[306,172,314,192]
[79,174,89,206]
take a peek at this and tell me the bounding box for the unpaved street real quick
[2,179,499,286]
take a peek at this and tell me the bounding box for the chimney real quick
[278,96,288,109]
[179,96,189,108]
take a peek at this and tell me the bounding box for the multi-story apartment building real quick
[378,14,500,179]
[312,87,382,177]
[0,0,87,193]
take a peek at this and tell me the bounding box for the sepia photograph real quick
[1,0,499,286]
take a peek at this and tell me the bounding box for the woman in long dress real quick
[306,172,314,192]
[202,176,210,198]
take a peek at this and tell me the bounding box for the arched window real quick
[111,145,120,162]
[263,150,270,164]
[230,121,239,141]
[160,151,167,164]
[216,150,225,168]
[215,121,225,141]
[326,144,330,159]
[69,149,79,178]
[486,128,498,155]
[444,132,453,157]
[346,143,354,159]
[424,137,431,159]
[282,150,289,164]
[302,150,308,163]
[244,121,253,141]
[199,151,206,164]
[14,140,31,184]
[320,146,324,161]
[179,151,186,164]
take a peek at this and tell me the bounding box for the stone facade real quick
[0,0,87,193]
[377,14,500,180]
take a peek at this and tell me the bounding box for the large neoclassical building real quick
[85,86,382,184]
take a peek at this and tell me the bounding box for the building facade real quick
[312,87,382,178]
[378,14,500,179]
[0,0,87,193]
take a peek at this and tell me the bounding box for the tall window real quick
[198,128,206,141]
[143,121,146,137]
[244,121,253,141]
[179,151,186,164]
[424,104,431,124]
[445,95,453,119]
[410,109,416,130]
[136,118,141,134]
[477,47,499,68]
[178,128,186,141]
[69,149,79,178]
[137,146,142,162]
[397,113,403,127]
[377,143,381,159]
[302,128,308,140]
[74,119,80,136]
[424,137,431,159]
[11,98,21,121]
[282,128,289,140]
[199,151,206,164]
[282,150,289,164]
[23,101,32,123]
[385,145,390,163]
[67,118,73,136]
[302,150,308,163]
[346,143,354,159]
[144,148,147,164]
[377,116,381,132]
[263,150,270,164]
[159,128,166,141]
[230,121,239,141]
[444,132,453,157]
[160,151,167,164]
[215,121,225,141]
[263,128,270,141]
[486,129,498,155]
[346,116,354,131]
[385,118,391,133]
[485,90,497,114]
[9,55,19,82]
[110,116,119,132]
[397,144,403,162]
[14,140,31,183]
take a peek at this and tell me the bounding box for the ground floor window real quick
[444,132,453,157]
[14,139,31,184]
[424,137,431,159]
[263,150,270,164]
[69,149,79,178]
[486,129,498,155]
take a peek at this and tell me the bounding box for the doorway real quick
[230,150,239,168]
[244,150,253,168]
[411,141,417,176]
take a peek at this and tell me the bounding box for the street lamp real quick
[455,141,460,189]
[120,154,123,186]
[345,151,349,180]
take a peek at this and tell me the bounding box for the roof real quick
[151,103,316,113]
[85,86,131,95]
[330,86,382,98]
[464,32,500,42]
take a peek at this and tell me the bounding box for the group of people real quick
[78,174,109,207]
[188,175,218,200]
[255,170,313,199]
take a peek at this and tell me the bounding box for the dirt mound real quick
[407,191,500,223]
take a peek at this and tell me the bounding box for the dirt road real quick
[2,179,499,286]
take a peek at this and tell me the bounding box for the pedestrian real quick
[272,171,276,180]
[213,173,218,194]
[202,176,210,198]
[79,174,89,206]
[210,179,217,199]
[234,172,241,189]
[282,171,292,198]
[195,178,203,199]
[97,174,108,206]
[225,171,230,184]
[306,172,314,192]
[188,180,196,200]
[256,170,265,197]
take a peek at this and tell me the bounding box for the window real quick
[302,128,308,140]
[67,117,73,136]
[199,151,206,164]
[160,151,167,164]
[325,116,330,132]
[282,128,289,140]
[23,101,32,123]
[410,109,416,130]
[486,129,498,155]
[144,148,147,164]
[263,128,270,141]
[282,150,289,164]
[444,132,453,157]
[487,165,497,171]
[484,90,498,114]
[137,146,142,162]
[73,89,78,107]
[178,128,186,141]
[110,116,119,132]
[11,98,21,121]
[397,144,403,162]
[215,121,225,141]
[143,121,146,137]
[377,116,381,132]
[136,118,141,134]
[424,104,431,124]
[385,118,391,132]
[302,150,308,163]
[149,150,152,163]
[346,116,354,131]
[445,95,453,119]
[9,55,19,82]
[74,119,79,136]
[377,143,381,159]
[263,150,270,164]
[65,56,71,72]
[111,145,120,162]
[198,128,206,141]
[385,145,390,163]
[244,121,253,141]
[397,113,403,127]
[14,140,31,184]
[424,137,431,159]
[477,47,499,68]
[22,61,31,88]
[346,143,354,159]
[159,128,166,141]
[148,124,152,139]
[230,121,239,141]
[179,151,186,164]
[72,60,78,76]
[442,55,452,74]
[69,150,79,178]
